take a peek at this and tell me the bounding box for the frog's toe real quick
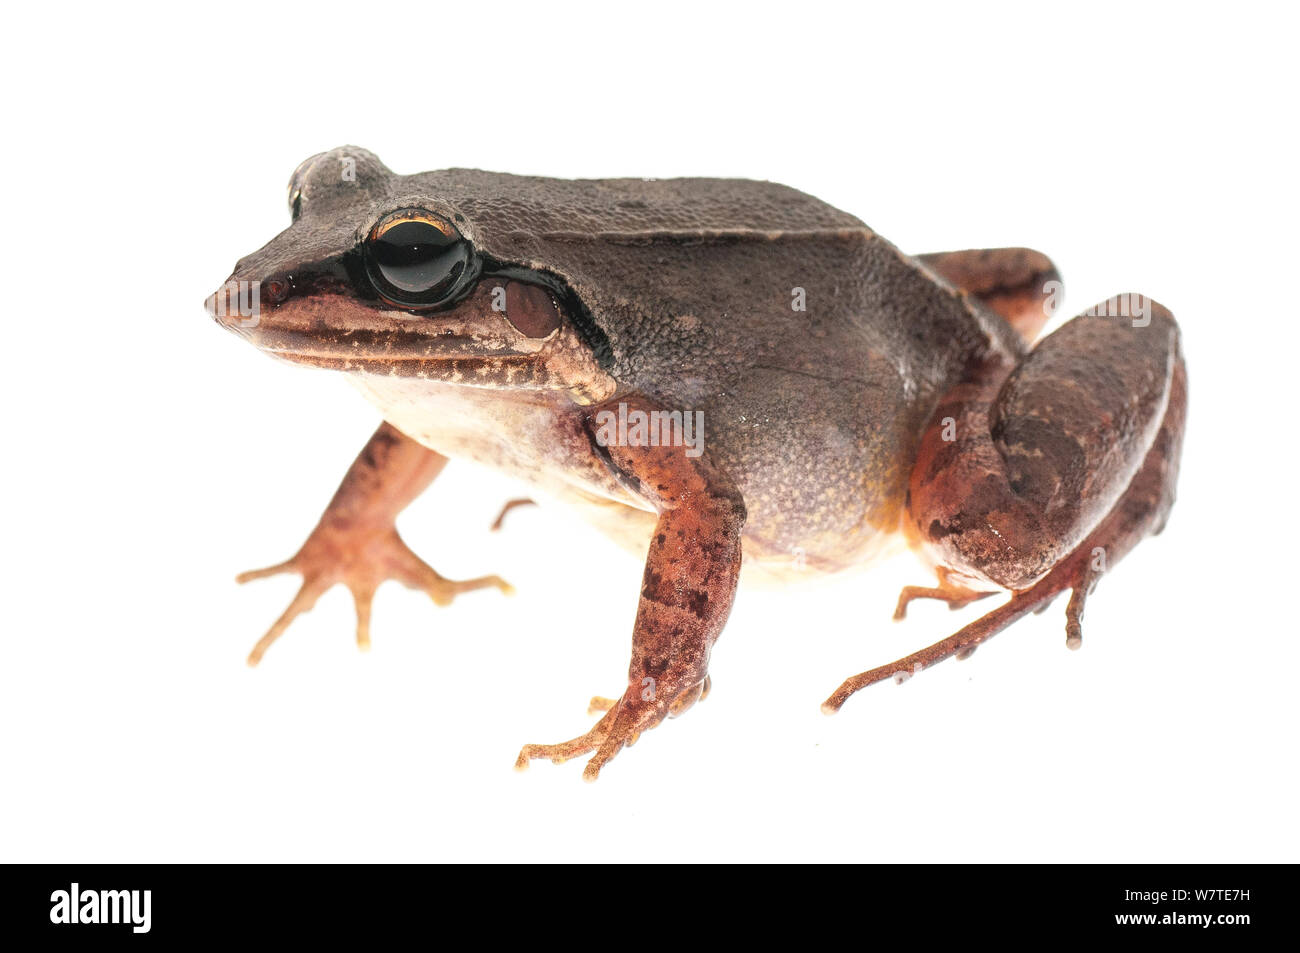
[235,559,298,585]
[515,692,672,781]
[892,567,996,621]
[399,561,514,607]
[348,583,376,652]
[514,713,613,771]
[243,574,333,666]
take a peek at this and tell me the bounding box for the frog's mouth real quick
[208,283,551,377]
[246,324,543,375]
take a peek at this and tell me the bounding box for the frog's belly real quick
[699,362,926,579]
[346,373,911,583]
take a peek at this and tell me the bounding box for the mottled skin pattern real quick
[825,347,1187,708]
[908,305,1179,591]
[209,147,1187,779]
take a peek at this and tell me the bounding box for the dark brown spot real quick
[929,518,954,541]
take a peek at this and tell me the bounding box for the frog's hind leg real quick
[917,247,1061,344]
[825,295,1187,713]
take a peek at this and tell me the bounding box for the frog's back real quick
[402,169,870,240]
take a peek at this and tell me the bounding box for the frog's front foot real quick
[238,521,512,666]
[515,677,709,782]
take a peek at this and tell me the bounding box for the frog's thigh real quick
[907,295,1184,592]
[917,247,1060,344]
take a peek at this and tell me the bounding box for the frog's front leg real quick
[826,295,1187,711]
[238,422,512,665]
[515,396,745,781]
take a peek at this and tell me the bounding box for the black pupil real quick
[370,220,465,298]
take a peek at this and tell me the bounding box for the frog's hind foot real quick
[892,566,995,620]
[824,559,1095,713]
[239,525,513,666]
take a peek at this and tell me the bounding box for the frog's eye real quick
[363,210,476,308]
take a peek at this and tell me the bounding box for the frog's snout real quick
[205,276,275,333]
[205,280,250,332]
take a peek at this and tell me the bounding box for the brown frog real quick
[207,146,1187,780]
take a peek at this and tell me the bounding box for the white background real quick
[2,2,1296,862]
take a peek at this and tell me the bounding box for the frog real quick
[207,146,1187,781]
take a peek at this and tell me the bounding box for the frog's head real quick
[207,146,615,404]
